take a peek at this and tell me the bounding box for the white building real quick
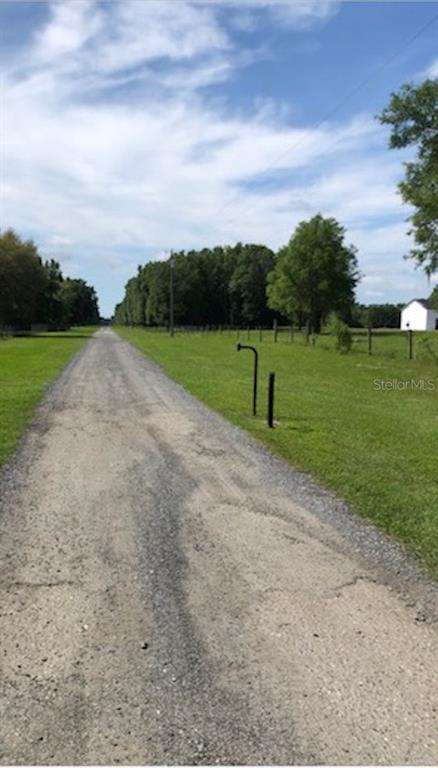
[400,299,438,331]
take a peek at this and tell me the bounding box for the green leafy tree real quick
[267,214,359,333]
[144,262,170,326]
[58,278,99,325]
[378,79,438,275]
[35,259,66,326]
[429,284,438,310]
[351,302,404,328]
[114,244,276,328]
[123,269,146,325]
[229,243,276,326]
[0,229,47,328]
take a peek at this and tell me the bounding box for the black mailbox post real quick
[236,343,258,416]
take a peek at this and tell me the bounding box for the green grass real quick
[116,326,438,575]
[0,327,96,466]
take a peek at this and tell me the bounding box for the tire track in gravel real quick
[0,328,437,765]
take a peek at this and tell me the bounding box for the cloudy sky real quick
[1,0,437,316]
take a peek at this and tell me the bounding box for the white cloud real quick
[25,0,231,88]
[201,0,339,28]
[5,70,398,255]
[32,0,104,64]
[48,234,73,247]
[425,58,438,78]
[2,0,426,314]
[349,223,412,260]
[149,250,171,262]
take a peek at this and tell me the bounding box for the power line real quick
[216,8,438,229]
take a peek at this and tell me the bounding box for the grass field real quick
[280,326,438,363]
[0,328,96,467]
[116,326,438,574]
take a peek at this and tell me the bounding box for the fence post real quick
[267,372,275,428]
[273,319,278,343]
[368,325,372,355]
[408,329,413,360]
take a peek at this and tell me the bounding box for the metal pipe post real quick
[236,343,258,416]
[268,372,275,428]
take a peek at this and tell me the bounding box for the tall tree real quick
[35,259,65,326]
[144,262,170,326]
[59,278,99,325]
[0,229,47,328]
[229,244,276,326]
[267,214,359,333]
[378,79,438,275]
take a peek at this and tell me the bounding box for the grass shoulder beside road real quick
[116,327,438,574]
[0,328,96,467]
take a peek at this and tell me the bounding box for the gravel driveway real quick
[0,328,437,765]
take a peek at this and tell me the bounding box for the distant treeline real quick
[114,243,279,328]
[114,248,405,330]
[0,229,100,329]
[351,303,404,329]
[113,222,405,330]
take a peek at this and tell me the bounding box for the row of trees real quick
[115,78,437,331]
[114,221,437,332]
[114,243,277,328]
[0,229,100,329]
[352,303,404,329]
[114,215,359,332]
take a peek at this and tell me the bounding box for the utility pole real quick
[169,251,174,337]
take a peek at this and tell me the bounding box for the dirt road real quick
[0,329,437,764]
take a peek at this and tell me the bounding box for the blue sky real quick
[1,0,437,316]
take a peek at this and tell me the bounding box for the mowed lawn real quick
[0,328,96,466]
[117,327,438,574]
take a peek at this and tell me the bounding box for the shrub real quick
[326,313,352,352]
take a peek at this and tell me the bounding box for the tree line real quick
[114,242,278,328]
[114,214,359,332]
[0,229,100,329]
[114,215,437,331]
[115,76,437,332]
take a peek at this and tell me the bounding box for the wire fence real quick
[122,323,438,365]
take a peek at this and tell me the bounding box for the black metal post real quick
[268,372,275,428]
[408,329,413,360]
[237,343,258,416]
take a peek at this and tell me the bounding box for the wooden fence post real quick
[408,329,413,360]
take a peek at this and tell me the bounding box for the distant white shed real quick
[400,299,438,331]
